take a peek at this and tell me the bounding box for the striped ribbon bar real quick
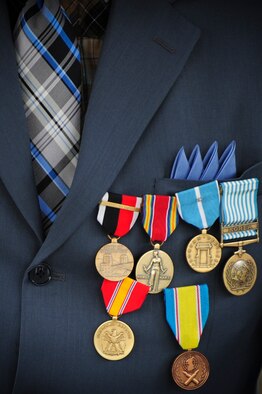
[142,195,178,242]
[220,178,259,241]
[97,193,142,237]
[176,181,220,230]
[164,285,209,350]
[102,278,150,317]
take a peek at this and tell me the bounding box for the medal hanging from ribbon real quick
[94,277,150,361]
[164,285,210,390]
[135,195,178,294]
[220,178,259,296]
[176,181,221,273]
[96,192,142,281]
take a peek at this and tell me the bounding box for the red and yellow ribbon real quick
[102,278,150,317]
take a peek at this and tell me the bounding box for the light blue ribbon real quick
[176,181,220,230]
[220,178,259,241]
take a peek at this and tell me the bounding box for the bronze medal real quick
[94,319,135,361]
[135,244,174,294]
[172,351,210,390]
[95,238,134,281]
[223,249,257,296]
[220,179,259,295]
[186,230,222,273]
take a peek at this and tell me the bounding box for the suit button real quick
[29,264,52,285]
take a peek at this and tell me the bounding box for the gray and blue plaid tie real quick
[14,0,82,234]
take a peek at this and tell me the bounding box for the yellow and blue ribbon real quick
[164,285,209,350]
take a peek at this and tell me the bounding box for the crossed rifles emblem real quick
[183,369,200,386]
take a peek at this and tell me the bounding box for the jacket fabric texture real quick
[0,0,261,393]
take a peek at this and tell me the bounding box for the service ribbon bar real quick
[102,278,150,317]
[97,192,142,237]
[164,285,209,350]
[176,181,220,230]
[220,178,259,241]
[142,195,178,242]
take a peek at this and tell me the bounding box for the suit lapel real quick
[0,2,43,242]
[31,0,201,265]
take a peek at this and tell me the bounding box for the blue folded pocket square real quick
[170,147,190,179]
[200,141,219,180]
[170,141,236,181]
[215,140,236,180]
[187,145,203,180]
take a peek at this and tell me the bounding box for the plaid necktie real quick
[14,0,81,235]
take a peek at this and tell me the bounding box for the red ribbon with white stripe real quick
[97,192,142,237]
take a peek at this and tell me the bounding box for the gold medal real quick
[186,229,222,273]
[176,181,222,273]
[95,278,149,361]
[172,350,210,390]
[223,247,257,296]
[94,318,135,361]
[96,193,142,280]
[95,238,134,281]
[135,243,174,294]
[137,195,177,292]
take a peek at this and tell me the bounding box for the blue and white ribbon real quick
[176,181,220,230]
[220,178,259,241]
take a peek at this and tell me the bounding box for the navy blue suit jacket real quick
[0,0,261,393]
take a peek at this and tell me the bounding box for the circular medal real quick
[186,233,221,273]
[135,246,174,294]
[172,350,210,390]
[223,252,257,296]
[95,240,134,281]
[94,319,135,361]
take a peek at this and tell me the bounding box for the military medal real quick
[164,285,210,390]
[176,181,221,272]
[94,278,149,360]
[96,193,142,281]
[220,178,259,296]
[135,195,177,293]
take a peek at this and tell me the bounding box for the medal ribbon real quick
[176,181,220,230]
[97,192,142,237]
[220,178,259,241]
[164,285,209,350]
[102,278,150,317]
[142,195,178,242]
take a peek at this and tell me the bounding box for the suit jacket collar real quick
[0,0,201,265]
[0,1,43,243]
